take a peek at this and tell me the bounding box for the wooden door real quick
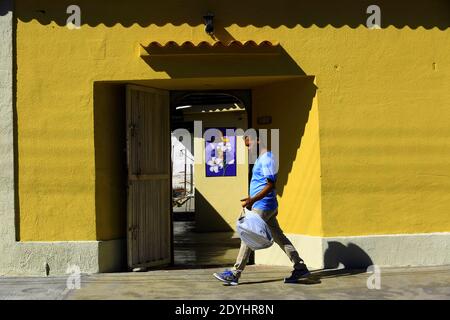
[126,84,171,269]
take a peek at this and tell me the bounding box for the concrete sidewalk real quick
[0,265,449,300]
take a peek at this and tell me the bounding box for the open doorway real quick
[120,76,316,272]
[125,85,253,271]
[170,90,252,267]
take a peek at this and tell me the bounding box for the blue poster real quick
[205,128,237,177]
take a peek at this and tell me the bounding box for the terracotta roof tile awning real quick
[140,40,281,57]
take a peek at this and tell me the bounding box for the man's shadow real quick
[307,242,374,284]
[239,242,373,285]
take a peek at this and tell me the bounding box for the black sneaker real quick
[284,267,311,284]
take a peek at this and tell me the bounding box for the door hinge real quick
[128,123,137,137]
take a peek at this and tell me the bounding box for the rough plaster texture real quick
[3,0,450,274]
[0,0,16,272]
[0,2,124,276]
[256,232,450,270]
[1,240,125,276]
[14,1,450,241]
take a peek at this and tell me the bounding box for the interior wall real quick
[185,111,248,232]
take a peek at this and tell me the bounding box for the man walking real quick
[213,135,311,285]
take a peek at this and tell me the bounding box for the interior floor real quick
[173,216,241,267]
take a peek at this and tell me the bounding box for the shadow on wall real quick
[323,241,374,269]
[195,190,234,232]
[93,83,127,241]
[254,77,318,199]
[7,0,450,30]
[142,46,307,79]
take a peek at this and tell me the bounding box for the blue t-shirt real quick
[250,151,278,211]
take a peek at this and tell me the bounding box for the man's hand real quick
[240,197,254,210]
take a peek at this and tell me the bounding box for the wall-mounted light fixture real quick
[203,12,214,36]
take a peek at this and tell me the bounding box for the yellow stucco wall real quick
[186,80,322,235]
[16,0,450,240]
[318,30,450,236]
[253,78,322,236]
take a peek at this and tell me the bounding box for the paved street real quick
[1,265,449,300]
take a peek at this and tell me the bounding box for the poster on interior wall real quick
[205,128,237,177]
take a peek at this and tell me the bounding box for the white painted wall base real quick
[256,232,450,270]
[0,240,126,276]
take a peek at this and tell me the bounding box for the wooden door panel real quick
[126,85,171,269]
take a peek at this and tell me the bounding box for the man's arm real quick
[241,179,275,209]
